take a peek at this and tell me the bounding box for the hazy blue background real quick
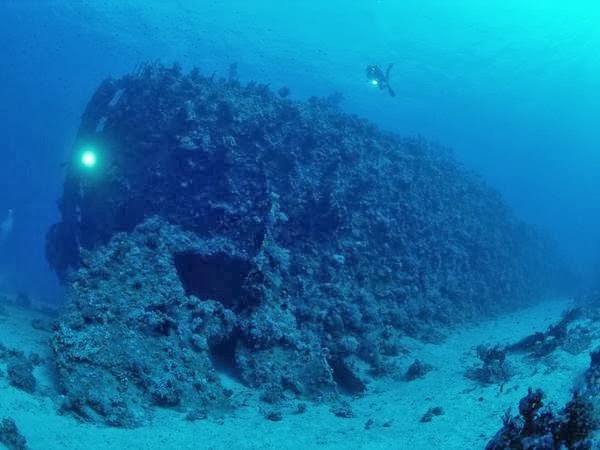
[1,0,599,300]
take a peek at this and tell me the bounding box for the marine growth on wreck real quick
[45,64,571,426]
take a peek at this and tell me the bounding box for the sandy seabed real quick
[0,296,594,450]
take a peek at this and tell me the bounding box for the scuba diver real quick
[0,209,13,243]
[366,63,395,97]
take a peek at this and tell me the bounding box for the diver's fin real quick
[385,63,394,79]
[385,63,395,97]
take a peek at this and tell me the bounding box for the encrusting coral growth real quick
[46,63,573,426]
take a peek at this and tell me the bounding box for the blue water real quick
[1,0,599,298]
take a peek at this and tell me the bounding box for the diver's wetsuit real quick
[366,63,395,97]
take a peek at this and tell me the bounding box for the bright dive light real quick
[370,79,379,86]
[80,148,98,169]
